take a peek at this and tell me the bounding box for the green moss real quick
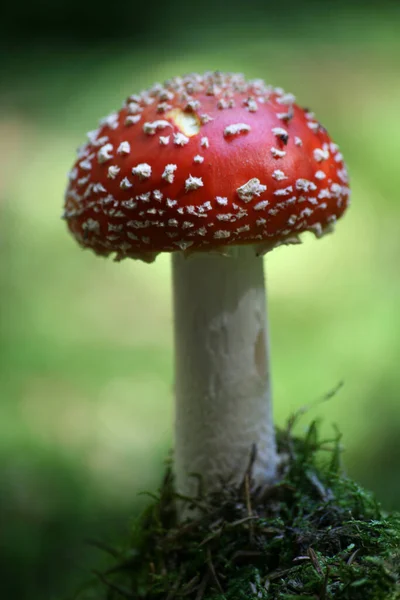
[79,421,400,600]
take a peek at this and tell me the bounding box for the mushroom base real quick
[172,245,278,504]
[88,422,400,600]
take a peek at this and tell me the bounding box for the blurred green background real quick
[1,1,400,598]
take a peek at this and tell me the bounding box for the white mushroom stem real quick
[172,245,278,509]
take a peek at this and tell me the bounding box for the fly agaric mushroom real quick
[64,72,350,509]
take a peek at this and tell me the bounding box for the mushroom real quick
[63,72,350,513]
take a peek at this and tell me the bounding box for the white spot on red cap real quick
[277,110,293,121]
[300,207,313,218]
[162,164,177,183]
[97,143,113,164]
[296,179,317,192]
[337,168,349,183]
[309,222,323,237]
[68,168,78,181]
[107,165,120,179]
[159,136,170,145]
[127,102,142,114]
[318,189,331,199]
[276,92,296,105]
[186,99,200,111]
[185,176,204,191]
[307,122,320,132]
[99,112,119,130]
[271,147,286,158]
[174,241,194,250]
[117,141,131,155]
[79,158,92,171]
[224,123,251,136]
[92,183,107,194]
[108,223,123,233]
[132,163,152,180]
[86,129,101,144]
[274,186,293,196]
[217,213,235,222]
[196,226,208,236]
[272,169,287,181]
[82,218,100,233]
[159,89,174,101]
[125,115,141,126]
[128,220,150,229]
[121,199,137,209]
[136,192,151,202]
[173,132,189,146]
[92,136,109,148]
[214,230,231,239]
[157,102,172,113]
[120,177,133,189]
[76,144,89,159]
[313,148,330,162]
[254,200,269,211]
[272,127,289,143]
[201,137,209,148]
[237,178,267,202]
[216,196,228,206]
[77,176,89,187]
[244,98,258,112]
[334,152,344,163]
[331,183,342,197]
[143,120,172,135]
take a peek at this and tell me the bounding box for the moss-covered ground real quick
[77,421,400,600]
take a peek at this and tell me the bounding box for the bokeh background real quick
[1,1,400,598]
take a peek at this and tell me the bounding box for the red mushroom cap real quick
[64,72,350,262]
